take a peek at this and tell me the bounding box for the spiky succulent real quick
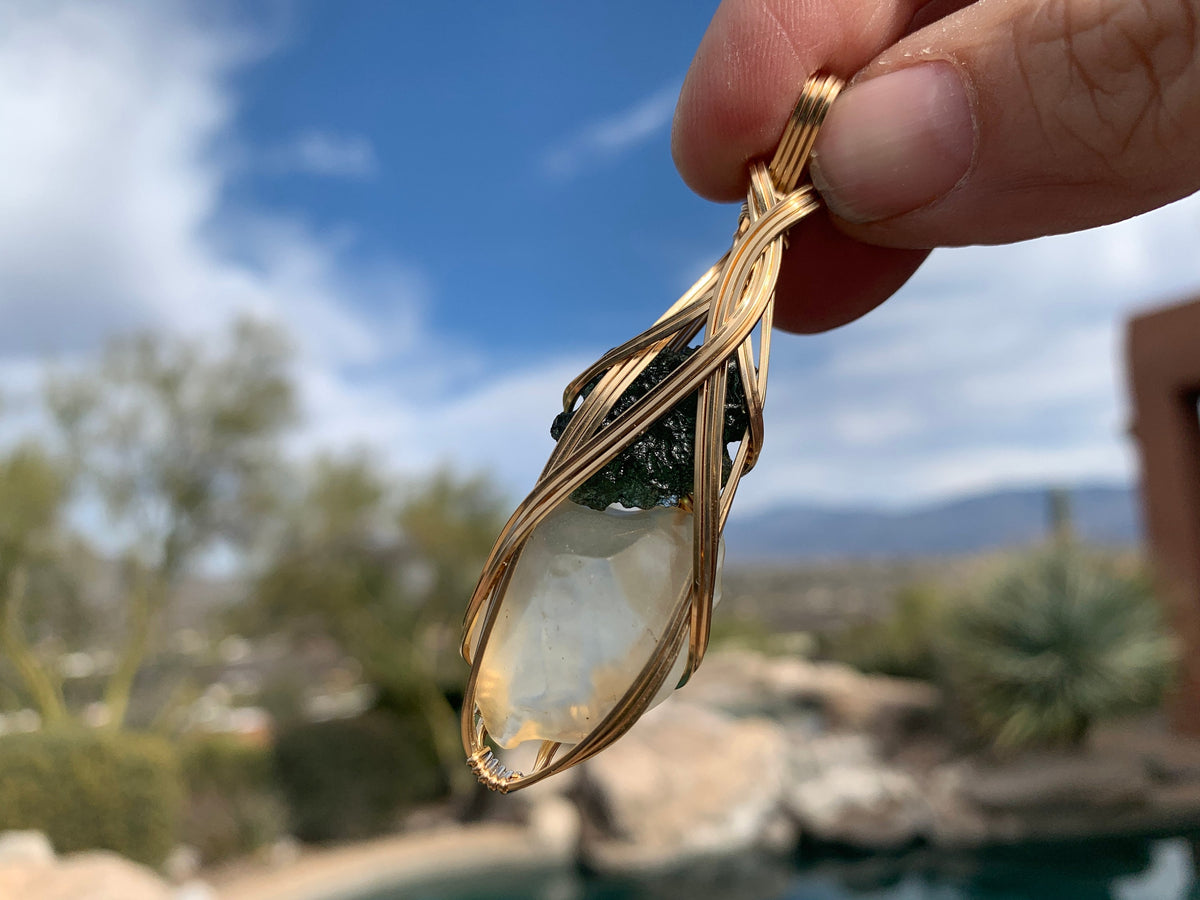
[942,547,1176,752]
[551,348,750,511]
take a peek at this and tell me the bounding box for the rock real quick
[526,793,581,861]
[924,763,990,849]
[551,347,751,512]
[681,651,791,718]
[1147,781,1200,825]
[645,653,942,853]
[577,701,793,872]
[162,845,199,884]
[787,734,877,782]
[684,651,940,748]
[1142,745,1200,784]
[785,762,930,850]
[266,836,301,868]
[474,501,710,749]
[0,850,171,900]
[963,755,1150,813]
[932,754,1160,846]
[769,658,941,747]
[1090,726,1200,784]
[173,881,217,900]
[0,830,55,868]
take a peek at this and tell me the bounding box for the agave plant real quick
[942,547,1176,752]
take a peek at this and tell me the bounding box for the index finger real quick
[671,0,935,331]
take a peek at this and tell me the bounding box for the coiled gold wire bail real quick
[769,72,843,194]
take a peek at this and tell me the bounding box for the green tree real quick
[35,318,296,728]
[249,458,505,797]
[0,443,73,723]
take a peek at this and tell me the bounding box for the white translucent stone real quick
[474,500,722,750]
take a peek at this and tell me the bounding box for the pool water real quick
[357,835,1200,900]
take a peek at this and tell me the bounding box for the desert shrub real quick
[0,728,182,866]
[827,585,945,681]
[942,547,1175,751]
[180,734,286,864]
[273,711,443,843]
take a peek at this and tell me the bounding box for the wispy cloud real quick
[542,80,680,180]
[261,130,379,178]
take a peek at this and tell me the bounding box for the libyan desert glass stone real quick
[474,500,722,749]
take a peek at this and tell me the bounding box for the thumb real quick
[811,0,1200,247]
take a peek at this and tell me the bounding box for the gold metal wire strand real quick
[461,73,844,792]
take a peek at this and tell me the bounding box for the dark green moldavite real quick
[551,348,751,511]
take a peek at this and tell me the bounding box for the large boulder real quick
[0,830,55,868]
[1090,726,1200,784]
[940,753,1155,844]
[923,763,991,849]
[680,651,785,717]
[576,701,794,872]
[788,733,876,780]
[963,755,1150,813]
[684,651,941,749]
[785,755,931,850]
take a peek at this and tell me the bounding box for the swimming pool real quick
[351,834,1198,900]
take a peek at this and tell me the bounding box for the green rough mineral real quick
[550,348,751,511]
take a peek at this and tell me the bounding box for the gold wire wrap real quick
[461,74,844,793]
[769,73,842,193]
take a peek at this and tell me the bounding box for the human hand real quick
[672,0,1200,333]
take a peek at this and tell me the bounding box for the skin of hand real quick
[672,0,1200,333]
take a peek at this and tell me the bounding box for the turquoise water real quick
[356,836,1200,900]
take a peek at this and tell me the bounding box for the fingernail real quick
[810,62,975,224]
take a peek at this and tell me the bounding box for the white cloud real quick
[829,406,922,446]
[542,80,680,180]
[732,192,1200,512]
[956,322,1116,412]
[0,0,577,509]
[0,0,388,364]
[0,1,231,354]
[261,130,379,178]
[290,356,590,497]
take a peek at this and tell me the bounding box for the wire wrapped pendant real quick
[461,74,844,792]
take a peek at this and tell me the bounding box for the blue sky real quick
[2,0,1199,514]
[225,1,726,359]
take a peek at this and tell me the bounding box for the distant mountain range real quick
[723,484,1140,561]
